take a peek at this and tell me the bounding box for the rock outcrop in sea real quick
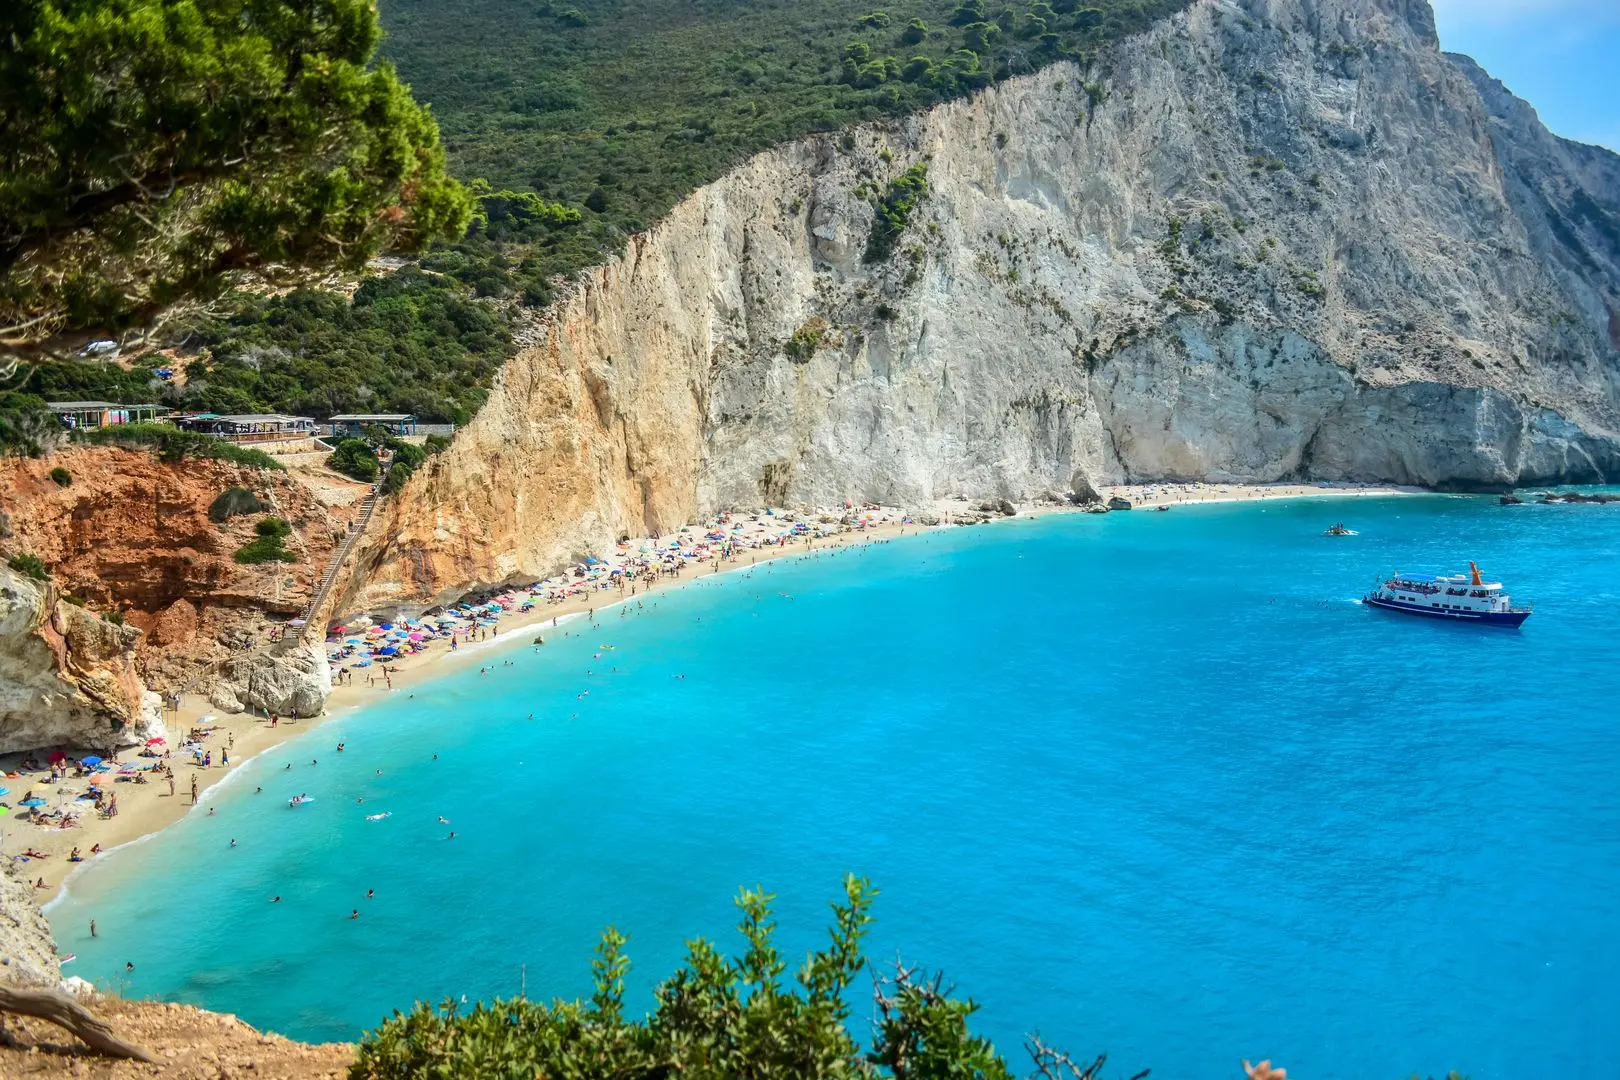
[346,0,1619,611]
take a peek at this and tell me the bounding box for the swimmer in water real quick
[271,896,281,903]
[366,889,375,899]
[438,816,450,824]
[230,838,237,848]
[350,909,360,920]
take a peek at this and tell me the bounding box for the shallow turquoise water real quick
[48,496,1620,1078]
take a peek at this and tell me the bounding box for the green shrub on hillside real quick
[77,424,283,470]
[7,553,49,582]
[865,164,931,262]
[208,487,270,523]
[327,438,380,483]
[48,466,71,486]
[0,391,62,458]
[382,461,414,495]
[351,877,1075,1080]
[233,517,296,565]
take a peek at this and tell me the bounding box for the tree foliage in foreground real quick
[0,0,473,352]
[351,876,1143,1080]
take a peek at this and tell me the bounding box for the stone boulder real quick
[211,642,331,718]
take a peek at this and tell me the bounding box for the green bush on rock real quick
[233,517,296,565]
[7,552,49,582]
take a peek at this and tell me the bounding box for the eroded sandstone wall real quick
[348,0,1619,611]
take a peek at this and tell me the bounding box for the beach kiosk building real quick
[328,413,417,438]
[173,413,316,442]
[48,401,164,430]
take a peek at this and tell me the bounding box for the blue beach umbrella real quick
[80,755,103,767]
[20,798,48,807]
[0,786,9,797]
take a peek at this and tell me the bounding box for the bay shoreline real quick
[16,481,1419,910]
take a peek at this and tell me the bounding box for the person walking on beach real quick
[168,775,175,798]
[89,919,96,938]
[190,774,198,805]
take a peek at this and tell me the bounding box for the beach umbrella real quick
[145,737,165,746]
[379,623,395,631]
[20,798,48,807]
[0,806,8,815]
[87,775,105,786]
[0,786,9,797]
[408,632,426,641]
[80,755,102,767]
[49,750,66,763]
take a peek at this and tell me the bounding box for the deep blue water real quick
[48,496,1620,1079]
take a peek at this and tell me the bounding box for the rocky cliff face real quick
[0,566,163,754]
[349,0,1619,610]
[0,859,59,988]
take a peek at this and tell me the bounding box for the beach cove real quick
[4,482,1413,898]
[37,491,1620,1080]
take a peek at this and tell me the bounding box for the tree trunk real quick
[0,984,157,1062]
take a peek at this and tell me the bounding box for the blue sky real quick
[1431,0,1620,151]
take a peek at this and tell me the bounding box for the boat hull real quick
[1362,596,1531,627]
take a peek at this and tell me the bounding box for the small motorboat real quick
[1324,522,1358,536]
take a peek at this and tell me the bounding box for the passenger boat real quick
[1363,562,1531,627]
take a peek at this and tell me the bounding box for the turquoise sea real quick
[47,495,1620,1079]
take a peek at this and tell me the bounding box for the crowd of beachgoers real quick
[3,483,1415,899]
[323,505,916,684]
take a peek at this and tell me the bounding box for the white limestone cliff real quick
[347,0,1619,610]
[0,566,164,755]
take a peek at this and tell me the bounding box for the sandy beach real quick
[5,481,1416,905]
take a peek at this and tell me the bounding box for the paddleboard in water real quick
[288,797,316,807]
[365,812,391,821]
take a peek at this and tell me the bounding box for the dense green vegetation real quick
[381,0,1187,285]
[76,422,283,470]
[0,0,470,352]
[233,516,296,565]
[12,266,511,424]
[328,438,382,483]
[866,164,931,262]
[4,0,1187,456]
[352,877,1122,1080]
[7,552,49,582]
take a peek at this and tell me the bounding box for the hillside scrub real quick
[233,517,296,565]
[350,876,1129,1080]
[21,265,511,424]
[8,0,1184,429]
[76,424,282,470]
[865,163,931,262]
[7,552,48,581]
[328,438,380,483]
